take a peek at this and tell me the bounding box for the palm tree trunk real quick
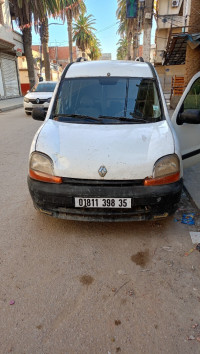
[127,31,132,60]
[22,26,35,89]
[41,18,51,81]
[67,14,73,63]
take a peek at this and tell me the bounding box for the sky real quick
[29,0,156,60]
[32,0,120,60]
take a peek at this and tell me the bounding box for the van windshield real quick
[53,77,162,124]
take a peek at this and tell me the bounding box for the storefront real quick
[0,0,23,99]
[0,52,20,99]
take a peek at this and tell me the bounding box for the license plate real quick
[75,198,131,208]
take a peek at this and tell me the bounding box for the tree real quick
[59,0,86,63]
[88,37,101,60]
[73,14,96,58]
[10,0,61,86]
[10,0,35,88]
[39,18,51,81]
[117,37,128,60]
[116,0,136,60]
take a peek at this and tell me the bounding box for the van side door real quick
[171,72,200,168]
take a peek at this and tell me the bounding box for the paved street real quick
[0,108,200,354]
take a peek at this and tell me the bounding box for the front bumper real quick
[27,176,183,222]
[24,102,49,113]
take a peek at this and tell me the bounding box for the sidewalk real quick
[0,97,24,112]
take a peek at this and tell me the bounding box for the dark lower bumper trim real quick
[25,107,48,112]
[28,177,183,222]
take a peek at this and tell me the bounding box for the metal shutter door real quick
[1,58,19,97]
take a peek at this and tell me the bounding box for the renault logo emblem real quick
[98,166,107,177]
[36,98,40,104]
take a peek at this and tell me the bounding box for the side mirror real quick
[32,108,46,121]
[177,109,200,125]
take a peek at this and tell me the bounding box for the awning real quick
[163,32,200,65]
[0,38,15,52]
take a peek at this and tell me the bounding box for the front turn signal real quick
[144,172,180,186]
[29,169,62,184]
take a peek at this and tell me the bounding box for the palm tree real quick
[39,18,51,81]
[88,37,101,61]
[116,0,136,60]
[10,0,61,86]
[117,37,128,60]
[59,0,86,63]
[73,14,96,58]
[10,0,35,88]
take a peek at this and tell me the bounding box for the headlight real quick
[24,97,29,103]
[29,152,62,184]
[144,154,180,186]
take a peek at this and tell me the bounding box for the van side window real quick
[183,78,200,110]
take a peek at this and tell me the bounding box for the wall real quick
[155,64,185,92]
[158,0,184,16]
[185,0,200,84]
[13,31,23,52]
[155,0,190,64]
[155,28,169,63]
[0,0,13,44]
[19,67,40,95]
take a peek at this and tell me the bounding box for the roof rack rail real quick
[76,57,87,62]
[135,57,144,62]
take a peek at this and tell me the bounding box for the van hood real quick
[35,120,175,180]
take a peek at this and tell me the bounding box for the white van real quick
[28,61,200,221]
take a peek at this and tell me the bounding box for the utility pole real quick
[126,0,138,59]
[142,0,153,62]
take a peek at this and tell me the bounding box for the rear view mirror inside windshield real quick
[99,78,118,85]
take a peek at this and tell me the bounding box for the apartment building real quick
[155,0,190,92]
[0,0,23,99]
[32,45,82,69]
[155,0,200,101]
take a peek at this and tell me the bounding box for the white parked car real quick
[27,61,200,222]
[24,81,57,115]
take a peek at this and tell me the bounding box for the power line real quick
[96,21,119,33]
[33,21,119,46]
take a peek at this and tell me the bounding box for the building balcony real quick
[157,15,185,29]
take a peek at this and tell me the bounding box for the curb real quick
[0,104,23,112]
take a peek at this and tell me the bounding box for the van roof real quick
[65,60,154,79]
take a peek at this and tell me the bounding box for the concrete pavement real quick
[0,97,23,112]
[1,108,200,354]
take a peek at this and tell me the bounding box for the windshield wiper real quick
[98,115,148,123]
[53,113,103,122]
